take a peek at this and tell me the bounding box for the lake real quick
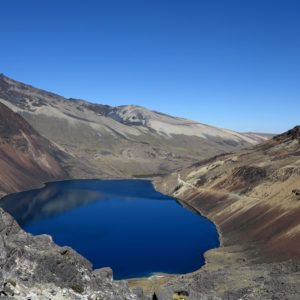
[0,179,219,279]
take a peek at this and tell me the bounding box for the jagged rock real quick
[0,208,141,300]
[132,287,144,299]
[92,267,113,280]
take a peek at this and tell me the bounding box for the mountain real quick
[0,74,271,177]
[152,126,300,298]
[0,73,298,299]
[0,101,75,196]
[241,131,275,143]
[156,126,300,259]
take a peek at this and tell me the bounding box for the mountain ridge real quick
[0,74,273,178]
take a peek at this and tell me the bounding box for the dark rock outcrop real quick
[292,189,300,196]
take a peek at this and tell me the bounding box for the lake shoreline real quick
[1,176,299,298]
[0,178,219,281]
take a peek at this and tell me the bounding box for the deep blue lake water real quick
[0,180,219,279]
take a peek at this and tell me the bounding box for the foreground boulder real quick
[0,208,143,300]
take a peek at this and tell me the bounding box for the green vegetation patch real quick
[71,285,84,294]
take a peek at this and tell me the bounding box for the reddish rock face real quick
[0,102,69,194]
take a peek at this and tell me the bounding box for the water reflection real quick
[0,179,173,227]
[0,179,220,279]
[0,183,102,226]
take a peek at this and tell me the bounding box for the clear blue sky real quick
[1,0,299,133]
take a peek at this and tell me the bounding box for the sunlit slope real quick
[155,126,300,260]
[0,74,271,176]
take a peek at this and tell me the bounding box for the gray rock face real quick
[153,259,300,300]
[0,208,142,299]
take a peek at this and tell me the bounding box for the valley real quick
[0,74,272,185]
[0,74,298,299]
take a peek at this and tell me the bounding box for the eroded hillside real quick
[0,102,73,196]
[156,126,300,260]
[150,127,300,299]
[0,74,272,177]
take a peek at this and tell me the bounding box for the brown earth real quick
[155,126,300,261]
[0,102,71,195]
[0,73,298,298]
[0,73,272,179]
[147,127,300,299]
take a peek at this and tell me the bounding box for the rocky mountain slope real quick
[152,126,300,299]
[0,102,72,197]
[0,74,272,177]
